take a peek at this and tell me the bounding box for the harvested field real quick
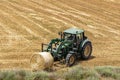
[0,0,120,70]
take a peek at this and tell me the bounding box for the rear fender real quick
[80,39,91,51]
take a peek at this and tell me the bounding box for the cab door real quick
[76,33,83,45]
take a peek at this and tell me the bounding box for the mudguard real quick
[80,39,91,51]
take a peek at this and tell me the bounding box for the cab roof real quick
[64,28,84,34]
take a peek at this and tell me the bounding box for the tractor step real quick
[73,48,78,52]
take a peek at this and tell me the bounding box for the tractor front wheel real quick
[66,54,76,67]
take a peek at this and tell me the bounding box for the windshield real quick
[64,33,74,40]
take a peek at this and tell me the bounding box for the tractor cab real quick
[62,28,85,46]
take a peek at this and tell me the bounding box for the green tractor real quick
[41,28,92,66]
[30,28,92,70]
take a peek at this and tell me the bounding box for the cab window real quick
[76,33,83,40]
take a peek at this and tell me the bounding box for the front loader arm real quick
[44,38,61,52]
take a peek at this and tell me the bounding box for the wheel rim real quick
[69,56,75,64]
[84,45,91,57]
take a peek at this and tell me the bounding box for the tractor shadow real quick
[90,56,96,59]
[45,56,96,72]
[75,56,96,65]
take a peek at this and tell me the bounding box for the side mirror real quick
[58,32,63,39]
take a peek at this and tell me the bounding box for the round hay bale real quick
[30,52,54,71]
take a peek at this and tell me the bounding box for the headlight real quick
[61,45,65,48]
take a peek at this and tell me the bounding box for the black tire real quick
[81,42,92,60]
[66,54,76,67]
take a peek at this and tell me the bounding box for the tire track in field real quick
[0,52,33,60]
[82,0,120,14]
[47,0,119,39]
[8,0,71,34]
[67,10,120,37]
[0,2,49,42]
[1,0,119,39]
[88,0,120,11]
[0,0,59,54]
[0,25,9,36]
[27,0,120,37]
[0,9,46,49]
[29,0,69,27]
[0,12,20,47]
[0,13,38,67]
[2,0,119,38]
[58,0,120,37]
[59,0,120,28]
[26,0,98,36]
[0,11,33,41]
[19,0,70,28]
[0,0,53,39]
[58,0,120,24]
[79,0,120,25]
[12,0,81,26]
[7,0,75,28]
[44,0,117,38]
[7,0,56,35]
[45,0,108,35]
[77,0,120,36]
[0,10,39,38]
[29,0,120,38]
[0,9,34,53]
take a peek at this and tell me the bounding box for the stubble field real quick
[0,0,120,70]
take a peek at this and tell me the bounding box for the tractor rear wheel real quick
[66,54,76,67]
[81,42,92,60]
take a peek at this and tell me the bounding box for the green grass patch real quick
[0,66,119,80]
[95,66,120,80]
